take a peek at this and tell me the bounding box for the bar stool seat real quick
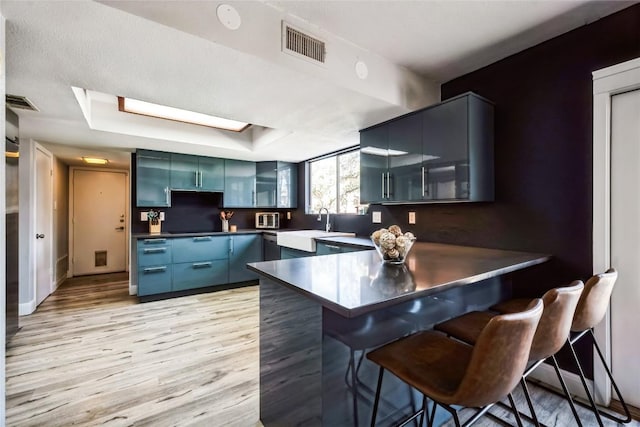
[435,281,585,426]
[367,299,544,427]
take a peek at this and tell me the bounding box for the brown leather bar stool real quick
[565,268,631,425]
[435,281,585,426]
[367,299,543,427]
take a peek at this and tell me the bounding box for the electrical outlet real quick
[141,212,148,221]
[160,212,165,221]
[408,212,416,225]
[372,211,382,224]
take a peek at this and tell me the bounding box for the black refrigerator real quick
[6,108,19,340]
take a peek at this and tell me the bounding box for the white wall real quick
[17,138,35,314]
[53,157,68,288]
[1,10,7,426]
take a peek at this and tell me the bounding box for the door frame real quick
[592,56,640,405]
[33,143,54,307]
[68,167,130,278]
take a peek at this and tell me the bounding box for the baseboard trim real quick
[529,362,593,401]
[54,274,66,291]
[19,299,36,316]
[129,284,137,296]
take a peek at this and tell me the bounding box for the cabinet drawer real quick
[137,241,172,267]
[172,236,229,263]
[172,259,229,291]
[138,265,172,296]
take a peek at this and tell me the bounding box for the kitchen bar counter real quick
[248,242,549,318]
[132,229,265,239]
[249,242,550,426]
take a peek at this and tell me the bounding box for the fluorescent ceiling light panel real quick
[83,157,109,165]
[118,97,249,132]
[360,147,409,156]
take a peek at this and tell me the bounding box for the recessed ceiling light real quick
[217,4,241,30]
[118,97,250,132]
[83,157,109,165]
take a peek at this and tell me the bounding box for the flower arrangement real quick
[148,209,160,225]
[220,211,234,221]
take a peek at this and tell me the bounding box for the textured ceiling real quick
[3,0,635,166]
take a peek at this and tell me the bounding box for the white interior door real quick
[35,146,53,306]
[610,88,640,407]
[73,169,127,276]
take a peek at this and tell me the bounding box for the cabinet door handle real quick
[193,236,212,242]
[143,247,166,254]
[421,166,425,196]
[381,173,386,199]
[193,262,212,269]
[195,171,199,187]
[143,266,167,273]
[165,187,170,206]
[229,238,234,254]
[325,244,341,250]
[386,172,391,198]
[199,171,203,188]
[144,238,167,244]
[424,168,429,196]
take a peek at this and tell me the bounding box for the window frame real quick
[305,146,362,215]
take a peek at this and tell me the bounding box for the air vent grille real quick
[6,94,39,111]
[283,23,326,64]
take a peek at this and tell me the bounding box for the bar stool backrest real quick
[571,268,618,332]
[529,280,584,361]
[452,299,543,408]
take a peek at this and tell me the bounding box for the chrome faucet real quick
[317,207,331,232]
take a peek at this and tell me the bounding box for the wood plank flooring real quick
[5,273,638,426]
[6,273,259,427]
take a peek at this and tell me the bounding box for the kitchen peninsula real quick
[248,242,550,426]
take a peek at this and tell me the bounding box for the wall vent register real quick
[282,22,326,64]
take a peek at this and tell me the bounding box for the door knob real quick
[36,233,45,239]
[115,226,125,231]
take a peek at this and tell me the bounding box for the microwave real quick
[256,212,280,229]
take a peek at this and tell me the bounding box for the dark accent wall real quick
[290,4,640,377]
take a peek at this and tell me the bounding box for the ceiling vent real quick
[6,94,39,112]
[282,22,326,65]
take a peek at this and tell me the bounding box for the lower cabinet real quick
[229,234,263,283]
[281,247,315,259]
[316,242,369,255]
[136,233,263,297]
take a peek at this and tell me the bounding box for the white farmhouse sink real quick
[277,230,356,252]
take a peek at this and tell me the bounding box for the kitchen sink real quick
[276,230,356,252]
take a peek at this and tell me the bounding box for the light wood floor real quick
[6,273,259,426]
[5,273,637,427]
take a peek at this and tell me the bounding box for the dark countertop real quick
[314,236,374,249]
[248,242,550,318]
[133,229,265,239]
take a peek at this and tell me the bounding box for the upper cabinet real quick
[136,150,171,207]
[224,159,256,208]
[255,161,298,209]
[170,153,224,192]
[360,92,494,204]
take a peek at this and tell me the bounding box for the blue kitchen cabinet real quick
[136,150,171,207]
[171,153,224,192]
[172,235,230,290]
[277,161,297,208]
[359,92,494,204]
[280,247,315,259]
[256,161,298,208]
[229,234,263,283]
[172,259,229,291]
[224,159,256,208]
[137,238,172,296]
[359,125,389,204]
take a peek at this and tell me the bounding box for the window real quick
[308,149,362,214]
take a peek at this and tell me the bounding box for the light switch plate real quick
[372,211,382,224]
[409,212,416,224]
[160,212,165,221]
